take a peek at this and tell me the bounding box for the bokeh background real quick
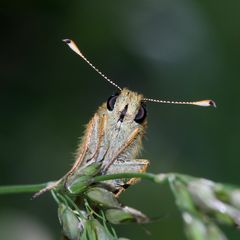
[0,1,240,239]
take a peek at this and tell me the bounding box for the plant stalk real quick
[0,172,169,195]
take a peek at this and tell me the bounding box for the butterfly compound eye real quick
[134,104,147,124]
[107,93,119,111]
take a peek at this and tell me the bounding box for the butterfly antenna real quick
[143,97,216,107]
[63,39,122,91]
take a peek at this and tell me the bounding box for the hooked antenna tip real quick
[62,39,71,44]
[209,100,217,108]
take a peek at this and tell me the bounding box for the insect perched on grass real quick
[34,39,216,198]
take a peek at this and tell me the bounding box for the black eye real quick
[107,93,119,111]
[134,104,147,124]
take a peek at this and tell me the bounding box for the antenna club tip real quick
[62,38,83,57]
[62,39,71,44]
[194,99,217,108]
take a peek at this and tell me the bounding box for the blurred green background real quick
[0,1,240,239]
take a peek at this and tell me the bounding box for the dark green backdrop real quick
[0,1,240,239]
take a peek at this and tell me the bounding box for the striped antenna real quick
[143,98,216,107]
[62,39,122,91]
